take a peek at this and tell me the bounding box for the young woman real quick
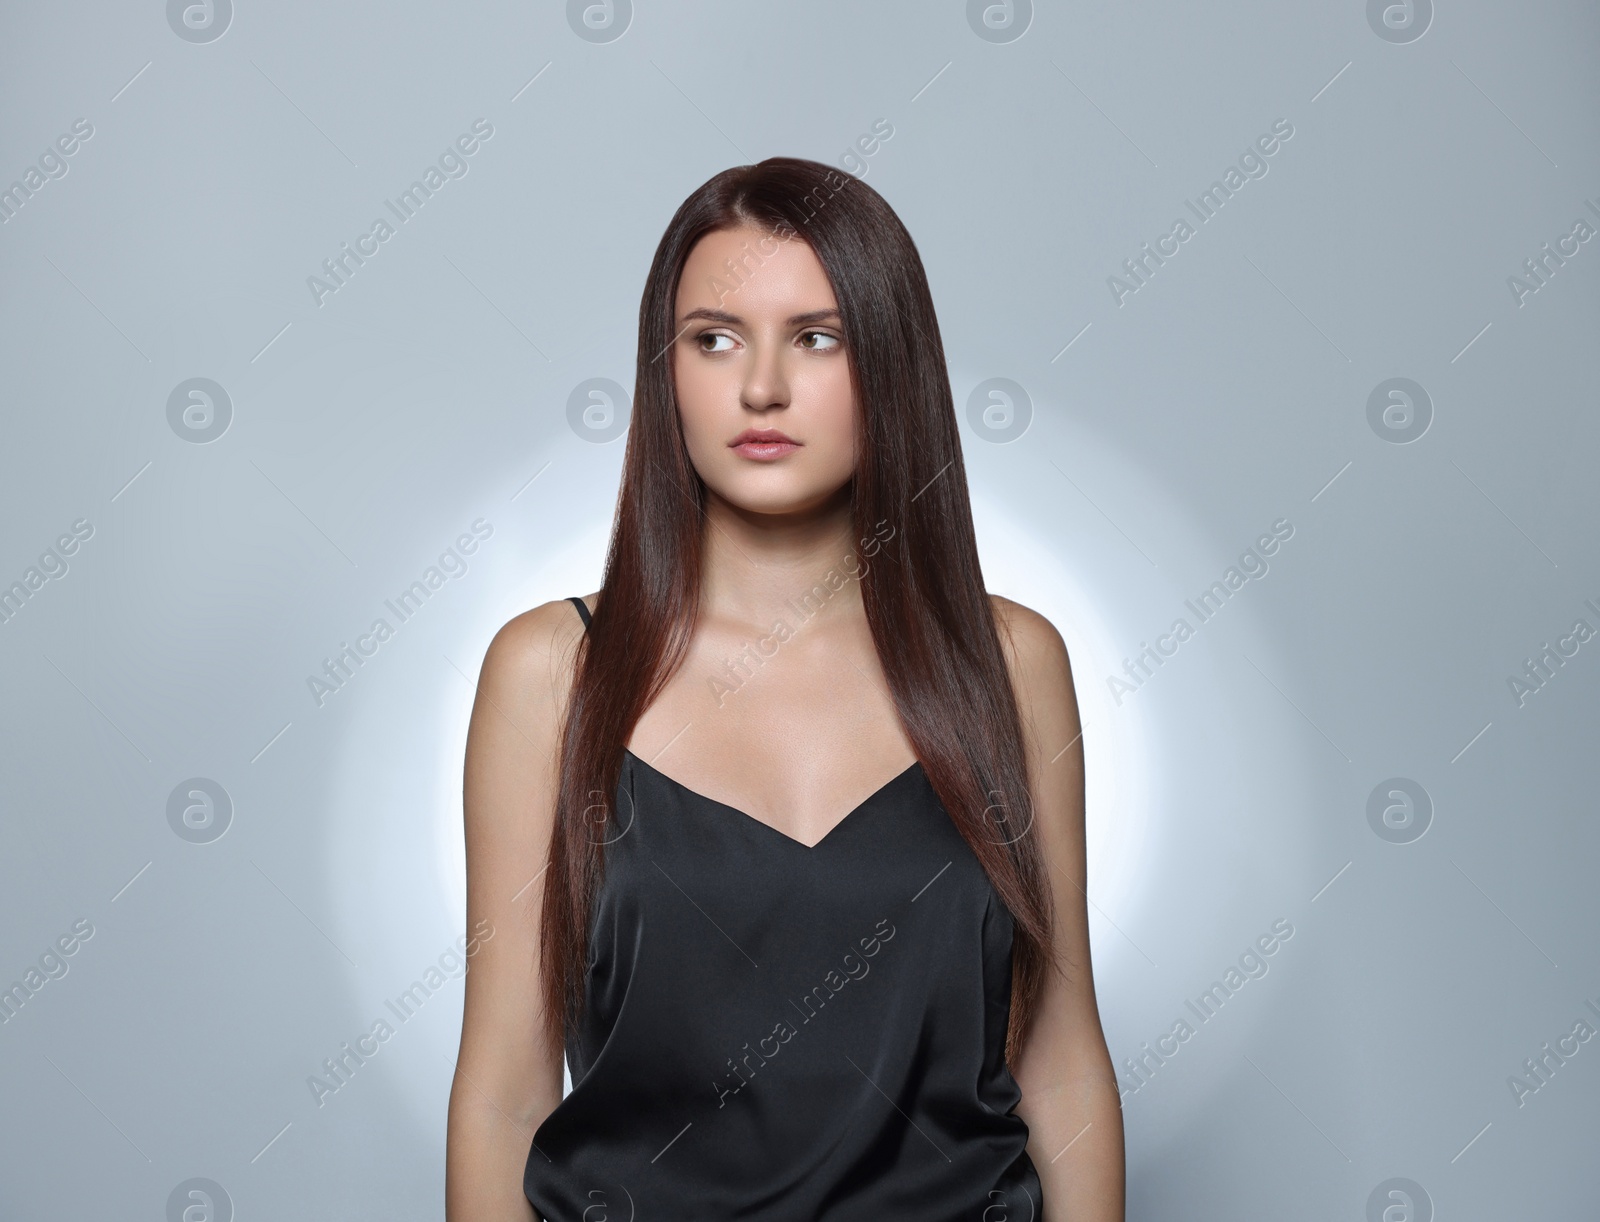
[447,158,1124,1221]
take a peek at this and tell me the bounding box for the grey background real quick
[2,1,1597,1218]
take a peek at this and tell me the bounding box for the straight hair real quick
[542,157,1057,1066]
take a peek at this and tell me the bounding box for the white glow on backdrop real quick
[963,407,1321,1135]
[322,416,1317,1137]
[434,515,613,922]
[967,487,1149,930]
[317,446,613,1131]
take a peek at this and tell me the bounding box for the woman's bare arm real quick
[446,599,587,1222]
[993,595,1126,1222]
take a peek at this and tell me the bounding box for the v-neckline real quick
[623,748,923,852]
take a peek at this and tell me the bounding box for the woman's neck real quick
[697,486,863,632]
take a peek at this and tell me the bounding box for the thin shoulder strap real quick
[567,595,592,629]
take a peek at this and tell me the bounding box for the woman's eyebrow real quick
[787,308,841,326]
[679,307,740,326]
[678,307,841,326]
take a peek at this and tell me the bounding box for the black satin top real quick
[523,596,1041,1222]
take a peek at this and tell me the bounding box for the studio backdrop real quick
[1,2,1596,1218]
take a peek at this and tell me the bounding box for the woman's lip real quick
[730,429,798,445]
[729,428,800,460]
[731,439,801,460]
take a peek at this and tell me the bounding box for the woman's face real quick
[670,223,856,516]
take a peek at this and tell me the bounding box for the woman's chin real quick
[706,478,852,521]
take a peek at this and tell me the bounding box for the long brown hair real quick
[541,157,1056,1065]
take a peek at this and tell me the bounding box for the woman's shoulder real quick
[986,593,1078,728]
[477,594,597,706]
[987,593,1069,667]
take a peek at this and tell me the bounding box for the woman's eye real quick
[800,331,841,351]
[698,332,736,353]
